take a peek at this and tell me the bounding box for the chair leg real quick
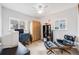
[60,49,63,54]
[47,50,52,55]
[60,48,71,54]
[63,49,71,54]
[50,50,56,54]
[47,49,56,55]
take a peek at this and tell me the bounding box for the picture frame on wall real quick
[9,17,18,30]
[9,17,25,30]
[54,19,67,30]
[19,21,25,29]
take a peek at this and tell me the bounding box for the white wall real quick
[78,6,79,36]
[0,4,2,37]
[2,7,34,36]
[1,5,78,40]
[41,7,78,40]
[77,5,79,42]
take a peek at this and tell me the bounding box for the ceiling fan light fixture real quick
[38,10,43,14]
[33,4,48,14]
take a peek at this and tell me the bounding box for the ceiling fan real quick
[32,4,48,14]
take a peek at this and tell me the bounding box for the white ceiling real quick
[1,3,77,18]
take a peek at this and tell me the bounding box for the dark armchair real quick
[55,35,76,54]
[15,29,30,45]
[44,37,57,54]
[57,35,76,46]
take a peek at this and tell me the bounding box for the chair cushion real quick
[63,35,76,45]
[64,35,74,42]
[57,39,63,45]
[45,41,56,49]
[63,40,74,45]
[19,33,30,42]
[46,41,54,47]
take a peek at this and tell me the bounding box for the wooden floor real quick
[0,41,79,55]
[27,40,79,55]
